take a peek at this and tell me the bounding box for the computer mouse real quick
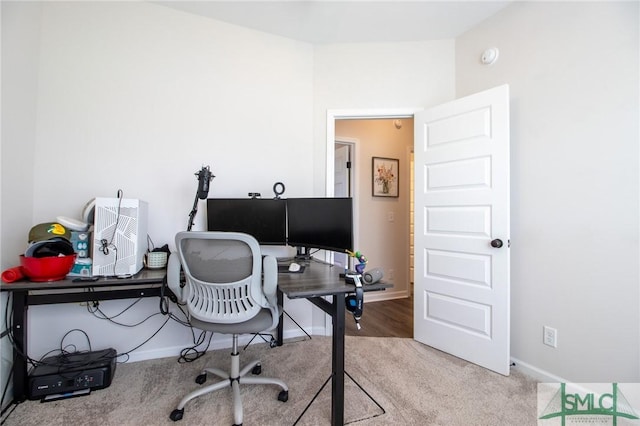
[288,262,301,272]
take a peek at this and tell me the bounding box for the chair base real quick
[169,335,288,424]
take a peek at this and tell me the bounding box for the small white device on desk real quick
[91,197,148,277]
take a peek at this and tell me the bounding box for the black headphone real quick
[345,274,363,329]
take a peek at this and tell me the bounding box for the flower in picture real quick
[375,163,396,194]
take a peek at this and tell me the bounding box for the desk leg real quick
[11,290,28,402]
[332,294,345,426]
[276,289,284,346]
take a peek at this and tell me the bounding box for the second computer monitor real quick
[286,197,353,254]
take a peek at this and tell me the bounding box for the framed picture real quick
[372,157,399,197]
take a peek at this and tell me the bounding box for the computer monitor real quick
[206,198,287,245]
[286,197,353,254]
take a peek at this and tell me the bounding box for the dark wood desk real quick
[0,269,167,403]
[2,264,390,425]
[277,263,391,426]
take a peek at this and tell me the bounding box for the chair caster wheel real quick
[269,339,277,348]
[278,390,289,402]
[195,373,207,384]
[251,364,262,375]
[170,408,184,421]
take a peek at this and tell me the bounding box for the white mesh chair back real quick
[175,232,269,324]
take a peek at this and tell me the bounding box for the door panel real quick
[334,144,350,198]
[414,84,510,375]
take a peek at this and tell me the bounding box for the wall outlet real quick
[388,269,394,280]
[543,326,558,348]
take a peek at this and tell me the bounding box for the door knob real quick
[491,239,503,248]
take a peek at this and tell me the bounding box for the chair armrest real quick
[167,253,185,303]
[262,255,278,307]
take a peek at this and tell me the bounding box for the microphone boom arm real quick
[187,192,200,231]
[187,165,214,231]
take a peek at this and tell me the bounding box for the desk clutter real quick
[2,222,77,282]
[1,194,162,283]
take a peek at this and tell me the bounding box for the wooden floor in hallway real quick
[345,296,413,338]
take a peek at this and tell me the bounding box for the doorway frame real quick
[326,108,420,303]
[326,107,420,193]
[333,138,357,271]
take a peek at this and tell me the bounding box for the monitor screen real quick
[206,198,287,245]
[286,197,353,253]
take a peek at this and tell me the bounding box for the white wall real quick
[33,2,315,233]
[312,40,456,194]
[2,1,318,367]
[456,2,639,382]
[1,1,43,407]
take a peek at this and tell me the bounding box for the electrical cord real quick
[147,234,155,252]
[79,273,214,363]
[2,294,35,369]
[1,275,212,421]
[178,330,213,363]
[0,399,18,426]
[29,329,97,373]
[98,189,123,276]
[87,296,149,324]
[0,367,14,420]
[84,290,199,361]
[100,189,123,255]
[61,329,92,354]
[92,307,164,328]
[115,315,171,360]
[0,288,209,426]
[156,276,213,362]
[3,289,162,370]
[85,287,190,328]
[3,294,77,371]
[159,274,181,316]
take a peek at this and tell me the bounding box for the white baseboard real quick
[124,327,318,363]
[364,289,408,303]
[510,356,568,383]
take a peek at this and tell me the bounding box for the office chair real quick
[167,231,289,425]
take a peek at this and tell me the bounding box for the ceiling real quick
[155,1,512,44]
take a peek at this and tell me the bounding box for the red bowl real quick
[20,254,76,282]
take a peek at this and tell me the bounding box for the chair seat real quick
[190,308,277,335]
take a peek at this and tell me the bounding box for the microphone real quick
[196,166,214,199]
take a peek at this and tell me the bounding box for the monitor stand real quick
[293,247,335,267]
[294,247,312,263]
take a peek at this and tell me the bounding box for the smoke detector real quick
[481,47,499,65]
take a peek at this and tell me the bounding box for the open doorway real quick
[329,112,415,338]
[330,116,414,300]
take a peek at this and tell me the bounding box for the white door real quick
[413,85,510,375]
[334,144,351,198]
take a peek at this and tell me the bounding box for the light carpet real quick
[3,336,538,425]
